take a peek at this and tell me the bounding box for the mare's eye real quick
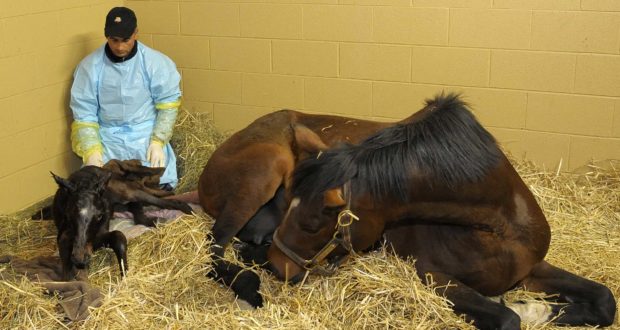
[298,218,323,234]
[321,206,341,217]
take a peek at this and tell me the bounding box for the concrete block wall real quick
[0,1,122,214]
[1,0,619,213]
[131,0,620,172]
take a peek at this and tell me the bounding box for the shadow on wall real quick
[60,34,104,172]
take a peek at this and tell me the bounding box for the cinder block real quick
[182,101,214,116]
[0,54,37,99]
[0,152,80,214]
[569,136,620,170]
[240,4,302,39]
[303,5,372,42]
[0,126,46,178]
[43,118,72,159]
[273,40,338,77]
[614,99,620,138]
[340,43,411,82]
[489,128,570,171]
[126,1,180,35]
[210,38,271,73]
[57,6,101,47]
[412,46,490,87]
[3,12,58,57]
[487,127,526,159]
[526,93,615,136]
[493,0,580,10]
[0,2,32,18]
[449,9,530,49]
[0,96,15,139]
[243,73,304,109]
[575,55,620,97]
[339,0,410,5]
[139,34,154,48]
[183,69,242,104]
[581,0,620,11]
[153,35,210,69]
[3,84,71,139]
[459,88,527,129]
[372,82,441,119]
[490,50,575,93]
[180,3,240,36]
[532,11,620,54]
[373,7,448,45]
[414,0,491,7]
[213,104,275,134]
[305,77,371,116]
[37,44,86,87]
[239,0,337,3]
[0,24,5,58]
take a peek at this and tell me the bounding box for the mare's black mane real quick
[292,93,501,201]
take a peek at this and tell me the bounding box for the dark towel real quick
[0,255,103,321]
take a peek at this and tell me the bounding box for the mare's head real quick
[267,93,501,281]
[52,166,112,268]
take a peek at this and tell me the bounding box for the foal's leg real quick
[127,202,156,227]
[426,271,521,330]
[57,231,77,280]
[519,260,616,327]
[129,190,193,214]
[93,231,128,276]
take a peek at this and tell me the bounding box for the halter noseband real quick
[272,182,359,276]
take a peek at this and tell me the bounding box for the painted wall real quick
[0,1,123,213]
[1,0,619,213]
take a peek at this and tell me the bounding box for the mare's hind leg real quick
[237,242,270,267]
[519,260,616,327]
[93,231,128,276]
[426,271,521,330]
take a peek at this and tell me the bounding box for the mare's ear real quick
[324,188,346,208]
[292,124,328,155]
[51,172,75,192]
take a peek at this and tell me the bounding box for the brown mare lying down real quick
[198,94,616,329]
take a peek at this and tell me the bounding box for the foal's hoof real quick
[177,202,193,214]
[232,271,263,308]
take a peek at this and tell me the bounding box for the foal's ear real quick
[324,188,346,208]
[51,172,75,192]
[96,171,112,193]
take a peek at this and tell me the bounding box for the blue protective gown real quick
[70,41,181,186]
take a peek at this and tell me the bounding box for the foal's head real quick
[52,166,112,268]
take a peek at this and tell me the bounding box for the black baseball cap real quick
[104,7,137,39]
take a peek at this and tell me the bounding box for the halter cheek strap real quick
[272,181,360,276]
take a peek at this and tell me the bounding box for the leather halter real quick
[272,182,359,276]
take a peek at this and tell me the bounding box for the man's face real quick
[106,30,137,58]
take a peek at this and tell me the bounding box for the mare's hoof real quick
[232,271,263,308]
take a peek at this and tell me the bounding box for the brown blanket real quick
[0,255,103,321]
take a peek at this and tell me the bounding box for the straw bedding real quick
[0,109,618,329]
